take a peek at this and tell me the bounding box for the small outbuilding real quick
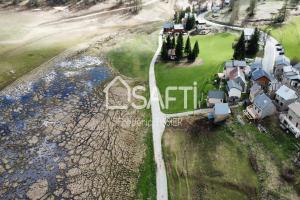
[163,22,174,33]
[251,68,271,88]
[213,103,231,123]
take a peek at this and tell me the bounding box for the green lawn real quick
[106,33,158,81]
[156,33,236,114]
[270,16,300,61]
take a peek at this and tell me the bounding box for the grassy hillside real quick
[156,33,235,114]
[163,109,300,200]
[271,16,300,61]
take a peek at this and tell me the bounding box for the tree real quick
[166,35,172,50]
[184,37,192,55]
[175,34,183,60]
[188,41,199,62]
[161,41,169,61]
[186,15,196,31]
[171,37,176,49]
[233,32,246,60]
[248,0,256,17]
[246,27,259,57]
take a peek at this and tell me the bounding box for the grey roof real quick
[254,93,273,110]
[208,90,225,99]
[227,80,242,91]
[225,60,247,69]
[251,57,263,70]
[293,63,300,71]
[276,85,298,100]
[214,103,231,115]
[163,22,174,29]
[251,68,270,81]
[289,102,300,116]
[275,55,290,66]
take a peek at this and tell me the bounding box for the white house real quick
[274,85,298,111]
[227,80,242,103]
[244,28,255,41]
[279,102,300,138]
[213,103,231,123]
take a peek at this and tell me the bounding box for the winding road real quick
[149,10,280,200]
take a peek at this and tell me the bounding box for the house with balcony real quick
[279,102,300,138]
[244,93,276,120]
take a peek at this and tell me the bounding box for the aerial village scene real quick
[1,0,300,199]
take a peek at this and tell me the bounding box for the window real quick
[296,123,299,128]
[289,115,293,120]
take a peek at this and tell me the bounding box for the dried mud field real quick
[0,51,148,199]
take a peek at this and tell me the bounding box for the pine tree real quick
[194,41,199,56]
[186,15,196,31]
[246,27,259,57]
[171,37,176,49]
[188,41,199,62]
[185,37,191,55]
[233,32,246,60]
[161,41,169,61]
[166,35,172,50]
[175,34,183,60]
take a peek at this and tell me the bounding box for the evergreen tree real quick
[233,32,246,60]
[185,37,191,55]
[171,37,176,49]
[193,41,199,56]
[188,41,199,62]
[246,27,259,57]
[161,41,169,61]
[166,35,172,50]
[186,15,196,31]
[175,34,183,60]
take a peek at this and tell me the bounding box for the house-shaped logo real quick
[103,76,131,110]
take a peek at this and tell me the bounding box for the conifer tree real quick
[233,32,246,60]
[175,33,183,60]
[185,37,191,55]
[166,35,172,50]
[161,41,169,61]
[246,27,259,57]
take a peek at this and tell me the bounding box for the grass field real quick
[106,32,158,81]
[156,33,236,114]
[106,31,158,200]
[270,16,300,61]
[163,108,300,200]
[0,38,83,90]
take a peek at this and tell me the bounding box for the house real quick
[250,57,263,72]
[225,60,247,70]
[227,80,242,103]
[244,28,255,41]
[279,102,300,138]
[267,75,281,98]
[174,24,185,34]
[207,90,225,107]
[274,55,290,78]
[226,67,247,92]
[167,49,176,60]
[274,85,298,111]
[163,22,174,33]
[281,65,300,91]
[249,83,263,102]
[251,68,271,88]
[244,93,276,120]
[213,103,231,123]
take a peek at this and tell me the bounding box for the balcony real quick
[243,104,259,120]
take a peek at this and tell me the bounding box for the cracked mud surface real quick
[0,55,147,199]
